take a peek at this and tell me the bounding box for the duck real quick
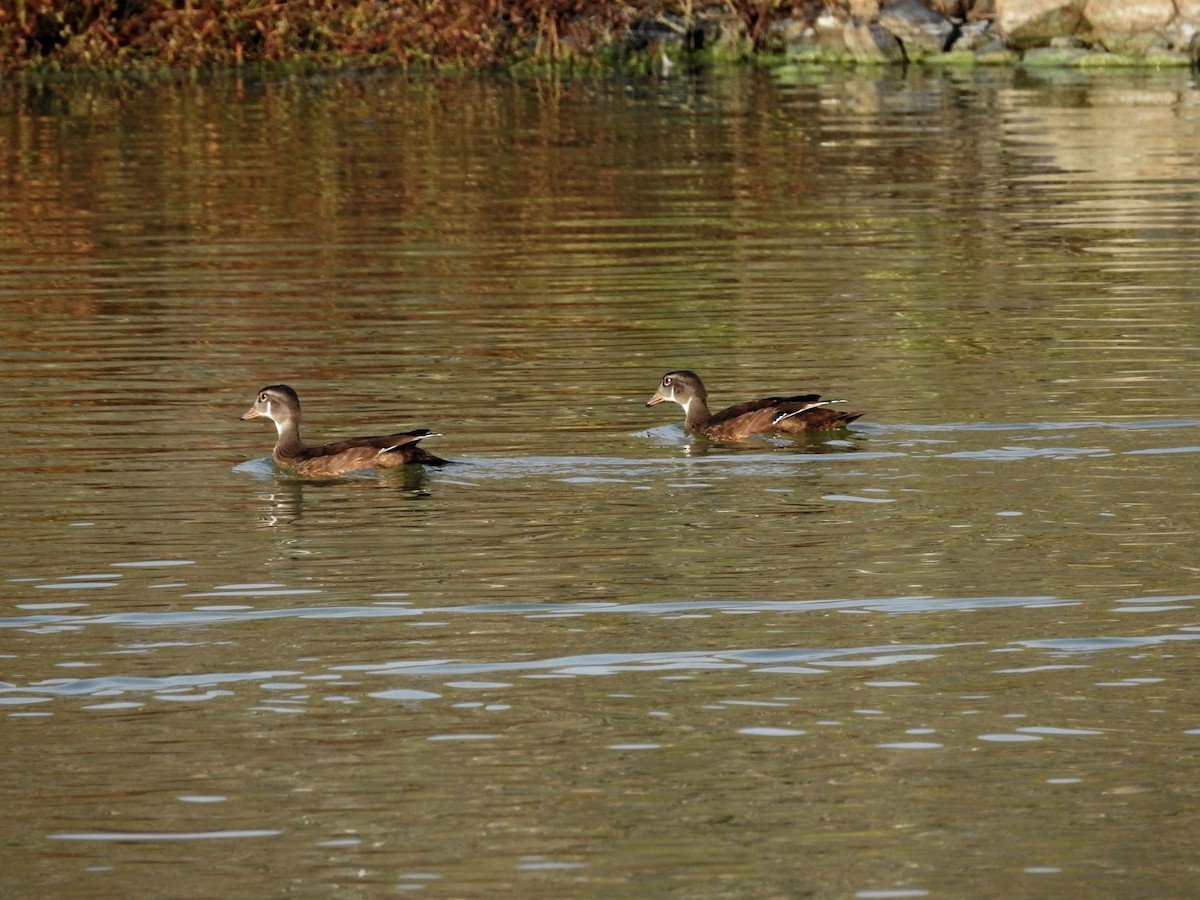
[241,384,449,477]
[645,370,863,441]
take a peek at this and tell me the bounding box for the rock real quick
[1084,0,1175,54]
[878,0,958,55]
[1084,0,1174,34]
[1169,3,1200,54]
[995,0,1086,48]
[768,0,1200,63]
[925,1,971,16]
[952,19,995,51]
[968,0,999,20]
[847,0,883,18]
[1181,0,1200,23]
[843,20,907,61]
[1049,34,1085,48]
[778,11,854,59]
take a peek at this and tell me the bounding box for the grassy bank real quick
[0,0,802,73]
[7,2,1191,76]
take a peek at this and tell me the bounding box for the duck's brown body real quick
[646,370,862,441]
[241,384,448,477]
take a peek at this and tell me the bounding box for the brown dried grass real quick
[0,0,674,71]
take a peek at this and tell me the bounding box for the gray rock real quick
[951,18,994,50]
[878,0,958,54]
[843,20,908,61]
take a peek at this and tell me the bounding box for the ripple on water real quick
[438,451,902,485]
[48,830,281,842]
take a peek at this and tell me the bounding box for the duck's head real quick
[646,370,706,410]
[241,384,302,433]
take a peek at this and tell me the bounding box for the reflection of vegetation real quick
[1,66,1189,435]
[0,1,815,72]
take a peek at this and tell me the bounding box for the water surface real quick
[2,66,1199,897]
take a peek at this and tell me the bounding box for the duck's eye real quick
[259,393,268,402]
[662,377,671,387]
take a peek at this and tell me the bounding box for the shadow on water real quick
[235,456,441,488]
[637,422,872,455]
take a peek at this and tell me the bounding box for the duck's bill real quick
[645,392,667,407]
[240,407,262,421]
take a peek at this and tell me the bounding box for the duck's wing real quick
[376,430,449,466]
[772,402,864,432]
[707,395,821,427]
[287,445,388,476]
[305,429,438,459]
[707,394,863,438]
[285,430,447,475]
[699,395,814,440]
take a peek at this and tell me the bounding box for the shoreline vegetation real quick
[2,1,1198,75]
